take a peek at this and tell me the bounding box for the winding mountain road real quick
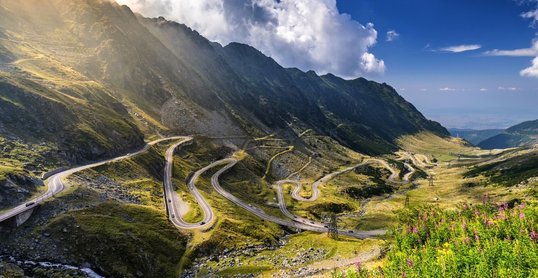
[273,158,399,227]
[289,158,398,203]
[163,137,218,229]
[1,136,389,239]
[209,157,386,239]
[0,136,192,223]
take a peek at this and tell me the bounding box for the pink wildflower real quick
[520,212,525,220]
[474,230,480,242]
[355,260,362,272]
[474,209,480,217]
[413,226,418,234]
[407,258,414,268]
[520,202,526,209]
[462,219,467,230]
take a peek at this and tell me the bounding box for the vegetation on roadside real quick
[37,202,188,278]
[336,199,538,277]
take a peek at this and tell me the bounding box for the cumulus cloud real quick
[479,88,488,92]
[386,30,399,42]
[521,57,538,77]
[439,87,457,91]
[439,44,482,53]
[115,0,385,77]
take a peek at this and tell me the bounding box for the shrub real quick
[336,199,538,277]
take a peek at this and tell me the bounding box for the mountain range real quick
[0,0,447,172]
[477,119,538,149]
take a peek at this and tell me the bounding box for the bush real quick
[336,199,538,277]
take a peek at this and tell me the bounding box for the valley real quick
[0,0,537,277]
[2,128,533,277]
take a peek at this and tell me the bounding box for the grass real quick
[262,145,295,180]
[282,164,393,228]
[200,232,384,276]
[465,150,538,186]
[36,202,188,278]
[75,147,166,209]
[218,265,273,276]
[336,200,538,278]
[397,132,486,162]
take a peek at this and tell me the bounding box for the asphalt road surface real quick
[273,158,399,229]
[209,157,386,239]
[0,136,192,223]
[164,141,235,229]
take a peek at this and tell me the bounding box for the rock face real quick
[0,173,44,210]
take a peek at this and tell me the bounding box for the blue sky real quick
[337,0,538,129]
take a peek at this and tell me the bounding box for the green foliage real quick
[465,151,538,186]
[338,201,538,277]
[307,202,354,218]
[40,202,187,278]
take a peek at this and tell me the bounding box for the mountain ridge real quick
[478,119,538,149]
[0,0,448,168]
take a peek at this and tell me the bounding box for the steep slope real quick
[140,17,449,154]
[0,0,448,167]
[478,119,538,149]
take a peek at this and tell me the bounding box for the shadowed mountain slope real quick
[479,119,538,149]
[0,0,448,168]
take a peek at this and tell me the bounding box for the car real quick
[201,221,206,225]
[310,221,315,224]
[171,214,175,218]
[168,199,171,203]
[324,225,328,228]
[348,230,353,233]
[25,202,35,207]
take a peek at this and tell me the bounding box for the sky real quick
[116,0,538,129]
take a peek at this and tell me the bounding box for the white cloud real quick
[115,0,385,77]
[521,57,538,77]
[419,88,428,92]
[479,88,488,92]
[520,0,538,78]
[522,9,538,25]
[360,52,386,74]
[439,87,457,91]
[386,30,399,42]
[483,39,538,57]
[439,44,482,53]
[497,86,519,91]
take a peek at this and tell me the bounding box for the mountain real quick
[0,0,447,173]
[449,128,504,145]
[478,119,538,149]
